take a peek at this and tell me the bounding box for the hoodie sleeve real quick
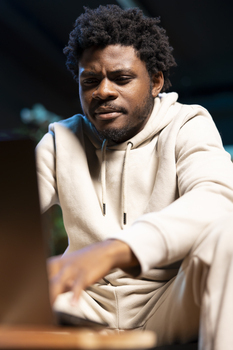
[35,129,59,213]
[109,112,233,274]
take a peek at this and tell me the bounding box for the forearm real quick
[48,239,140,303]
[104,239,139,271]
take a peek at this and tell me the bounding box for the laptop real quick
[0,137,108,329]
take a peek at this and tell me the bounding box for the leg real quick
[144,257,202,345]
[197,215,233,350]
[53,283,118,328]
[145,214,233,350]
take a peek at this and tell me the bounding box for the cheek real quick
[121,88,141,104]
[126,89,148,107]
[128,81,150,100]
[79,91,90,109]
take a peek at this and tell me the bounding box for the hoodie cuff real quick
[108,221,168,275]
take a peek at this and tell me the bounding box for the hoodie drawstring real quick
[122,142,133,227]
[100,140,133,228]
[101,139,108,216]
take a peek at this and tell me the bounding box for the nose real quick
[92,78,118,100]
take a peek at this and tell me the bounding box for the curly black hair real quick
[64,5,176,91]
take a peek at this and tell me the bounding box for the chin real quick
[96,127,131,143]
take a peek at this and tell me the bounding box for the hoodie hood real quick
[83,92,179,150]
[80,92,179,227]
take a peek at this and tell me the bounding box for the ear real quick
[151,72,164,98]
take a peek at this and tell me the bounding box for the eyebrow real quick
[111,69,135,75]
[79,68,135,78]
[79,71,99,78]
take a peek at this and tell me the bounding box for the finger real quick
[49,277,63,304]
[49,265,73,304]
[47,255,62,278]
[69,269,89,304]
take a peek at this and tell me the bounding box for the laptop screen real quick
[0,138,54,325]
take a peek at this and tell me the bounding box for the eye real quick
[114,76,132,84]
[82,78,99,85]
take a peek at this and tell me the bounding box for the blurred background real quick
[1,0,233,146]
[1,0,233,253]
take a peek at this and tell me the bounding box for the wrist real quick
[104,239,139,270]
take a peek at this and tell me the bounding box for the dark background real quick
[1,0,233,147]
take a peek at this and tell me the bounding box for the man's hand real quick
[47,239,139,304]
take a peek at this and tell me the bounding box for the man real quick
[36,5,233,349]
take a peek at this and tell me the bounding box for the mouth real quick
[94,107,125,121]
[95,111,122,120]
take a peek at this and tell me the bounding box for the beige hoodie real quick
[36,92,233,329]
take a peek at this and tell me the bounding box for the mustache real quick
[93,103,127,115]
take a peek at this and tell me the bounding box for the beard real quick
[95,123,136,144]
[92,87,155,144]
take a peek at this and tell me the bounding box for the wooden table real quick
[0,326,157,349]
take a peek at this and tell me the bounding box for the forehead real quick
[79,45,145,74]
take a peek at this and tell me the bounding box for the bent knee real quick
[190,213,233,265]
